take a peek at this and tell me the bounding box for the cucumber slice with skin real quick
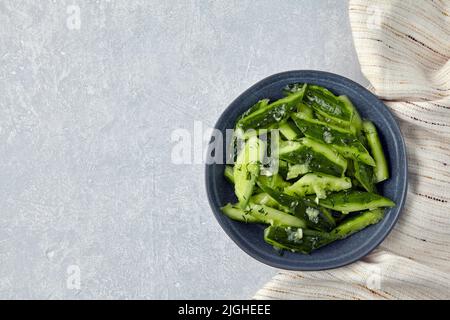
[258,174,291,192]
[258,182,335,231]
[331,208,385,239]
[346,160,364,190]
[279,120,301,140]
[303,85,353,126]
[264,209,385,253]
[238,99,269,120]
[234,137,265,208]
[281,82,311,116]
[363,121,389,182]
[264,226,334,254]
[301,137,348,173]
[234,162,259,208]
[248,203,306,228]
[221,203,260,223]
[286,163,310,180]
[221,202,306,227]
[233,127,271,141]
[285,173,352,200]
[225,165,263,194]
[278,160,289,180]
[291,113,376,166]
[338,95,362,134]
[279,138,348,177]
[236,87,307,131]
[250,192,280,209]
[283,83,308,97]
[224,165,235,184]
[318,190,395,214]
[297,102,314,118]
[300,88,362,135]
[353,160,377,193]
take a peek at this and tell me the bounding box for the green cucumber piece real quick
[301,88,362,134]
[258,174,291,192]
[263,209,386,253]
[283,83,307,96]
[363,121,389,182]
[297,102,315,118]
[284,84,315,117]
[286,163,310,180]
[278,160,289,180]
[279,138,348,177]
[221,203,260,223]
[233,127,272,141]
[301,137,348,173]
[304,85,352,127]
[264,226,334,254]
[284,173,352,200]
[236,87,306,131]
[353,160,376,193]
[279,120,301,140]
[346,160,364,190]
[250,192,280,208]
[318,190,395,213]
[338,95,362,134]
[248,203,306,228]
[225,165,263,194]
[331,208,385,239]
[234,137,265,208]
[238,99,270,120]
[312,95,363,135]
[291,113,376,166]
[224,165,235,184]
[257,182,335,231]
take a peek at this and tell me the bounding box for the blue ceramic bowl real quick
[205,70,407,271]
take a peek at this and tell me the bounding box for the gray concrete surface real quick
[0,0,367,299]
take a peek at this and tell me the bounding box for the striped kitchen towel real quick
[254,0,450,300]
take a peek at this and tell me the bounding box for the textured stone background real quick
[0,0,367,299]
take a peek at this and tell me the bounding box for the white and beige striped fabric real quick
[255,0,450,300]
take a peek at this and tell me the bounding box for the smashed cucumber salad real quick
[221,83,395,254]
